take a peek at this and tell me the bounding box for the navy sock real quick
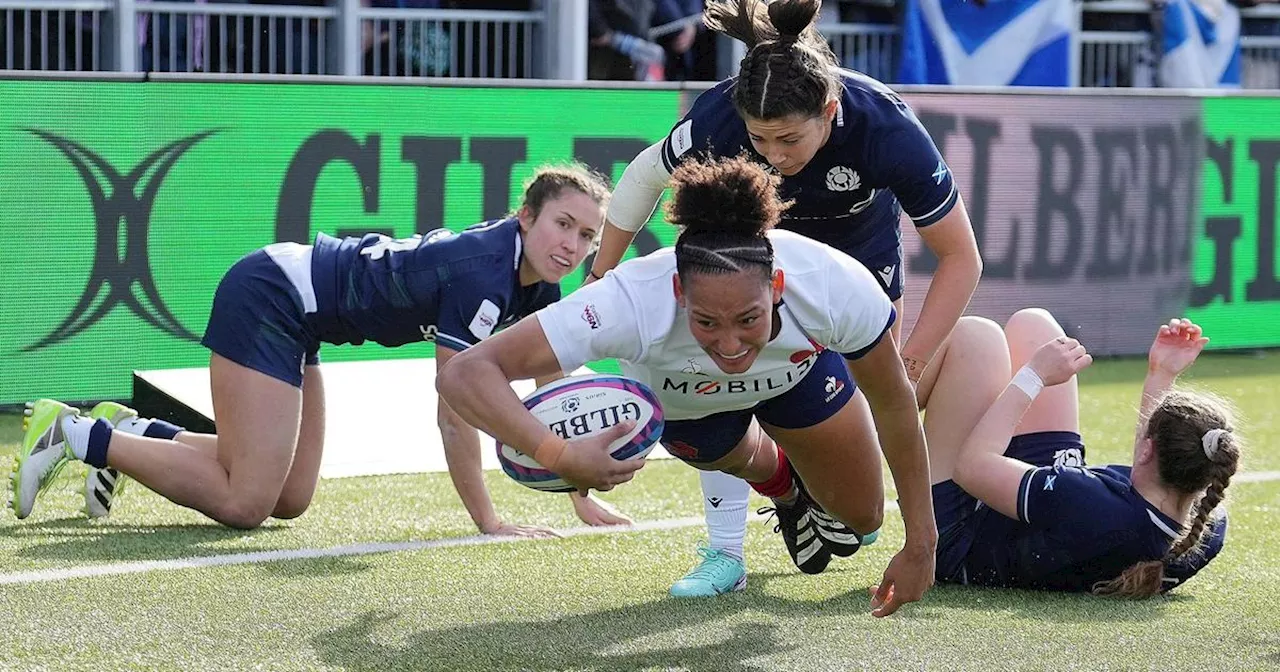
[85,419,114,469]
[142,419,184,441]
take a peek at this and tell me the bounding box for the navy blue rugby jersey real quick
[959,464,1228,593]
[308,218,560,351]
[660,69,958,259]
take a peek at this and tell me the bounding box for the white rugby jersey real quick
[536,230,896,421]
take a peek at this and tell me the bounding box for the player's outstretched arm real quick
[1132,319,1209,452]
[436,346,561,539]
[845,335,937,617]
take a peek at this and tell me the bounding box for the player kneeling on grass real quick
[13,164,633,534]
[910,310,1236,596]
[437,155,938,617]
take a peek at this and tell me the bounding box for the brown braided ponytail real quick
[1093,391,1241,598]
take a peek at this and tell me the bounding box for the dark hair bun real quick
[768,0,821,40]
[666,154,787,237]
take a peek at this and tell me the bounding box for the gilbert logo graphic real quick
[22,129,218,351]
[560,396,581,414]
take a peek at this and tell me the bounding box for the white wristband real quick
[1010,366,1044,401]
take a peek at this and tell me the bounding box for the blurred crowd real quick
[0,0,1276,85]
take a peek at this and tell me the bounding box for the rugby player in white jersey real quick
[438,155,937,617]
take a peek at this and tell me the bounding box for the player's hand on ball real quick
[1148,318,1208,377]
[570,491,634,527]
[1028,336,1093,387]
[560,419,645,492]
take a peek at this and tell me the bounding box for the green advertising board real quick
[0,81,683,403]
[1190,98,1280,350]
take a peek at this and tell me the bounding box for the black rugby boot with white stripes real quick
[758,495,831,575]
[796,477,867,558]
[83,402,134,519]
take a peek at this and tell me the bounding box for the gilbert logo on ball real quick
[497,374,664,493]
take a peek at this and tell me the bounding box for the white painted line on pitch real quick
[0,502,903,587]
[7,469,1280,587]
[0,515,704,586]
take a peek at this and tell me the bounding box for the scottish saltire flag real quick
[1160,0,1241,88]
[898,0,1074,86]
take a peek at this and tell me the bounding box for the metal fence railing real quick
[1242,34,1280,89]
[0,0,571,78]
[824,21,899,86]
[0,0,110,71]
[1241,5,1280,89]
[136,1,337,75]
[1078,30,1156,88]
[1075,1,1280,88]
[359,7,540,78]
[1076,0,1155,87]
[0,0,1276,90]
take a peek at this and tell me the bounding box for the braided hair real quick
[704,0,839,121]
[668,155,790,284]
[1092,391,1241,598]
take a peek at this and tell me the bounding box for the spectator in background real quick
[364,0,452,76]
[589,0,667,80]
[653,0,717,80]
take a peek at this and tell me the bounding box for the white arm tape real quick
[1010,365,1045,401]
[606,140,672,233]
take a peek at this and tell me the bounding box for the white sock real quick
[700,470,750,562]
[114,416,152,436]
[61,415,95,461]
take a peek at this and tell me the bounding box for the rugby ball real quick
[497,374,664,493]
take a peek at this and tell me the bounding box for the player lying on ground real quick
[438,155,938,617]
[909,310,1236,596]
[585,0,981,597]
[14,165,632,533]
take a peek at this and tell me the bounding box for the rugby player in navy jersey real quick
[584,0,982,596]
[13,165,633,534]
[909,310,1236,597]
